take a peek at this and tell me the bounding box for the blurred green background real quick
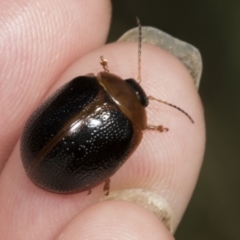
[108,1,240,239]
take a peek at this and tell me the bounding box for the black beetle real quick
[20,19,193,195]
[21,69,150,194]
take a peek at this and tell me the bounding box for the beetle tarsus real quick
[103,179,110,196]
[87,189,92,195]
[147,124,169,132]
[100,56,109,73]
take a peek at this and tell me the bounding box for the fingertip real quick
[57,201,174,240]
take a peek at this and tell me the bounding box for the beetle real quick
[20,18,193,195]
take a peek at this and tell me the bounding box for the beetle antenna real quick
[136,17,142,84]
[148,95,194,123]
[100,55,109,73]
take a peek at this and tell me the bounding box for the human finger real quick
[0,40,204,239]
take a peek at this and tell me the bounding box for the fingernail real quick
[100,188,173,233]
[118,27,202,89]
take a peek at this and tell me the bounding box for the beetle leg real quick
[103,179,110,196]
[100,56,110,73]
[146,124,169,132]
[87,189,92,195]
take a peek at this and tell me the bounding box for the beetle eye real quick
[125,78,149,107]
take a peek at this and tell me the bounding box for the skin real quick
[0,0,205,239]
